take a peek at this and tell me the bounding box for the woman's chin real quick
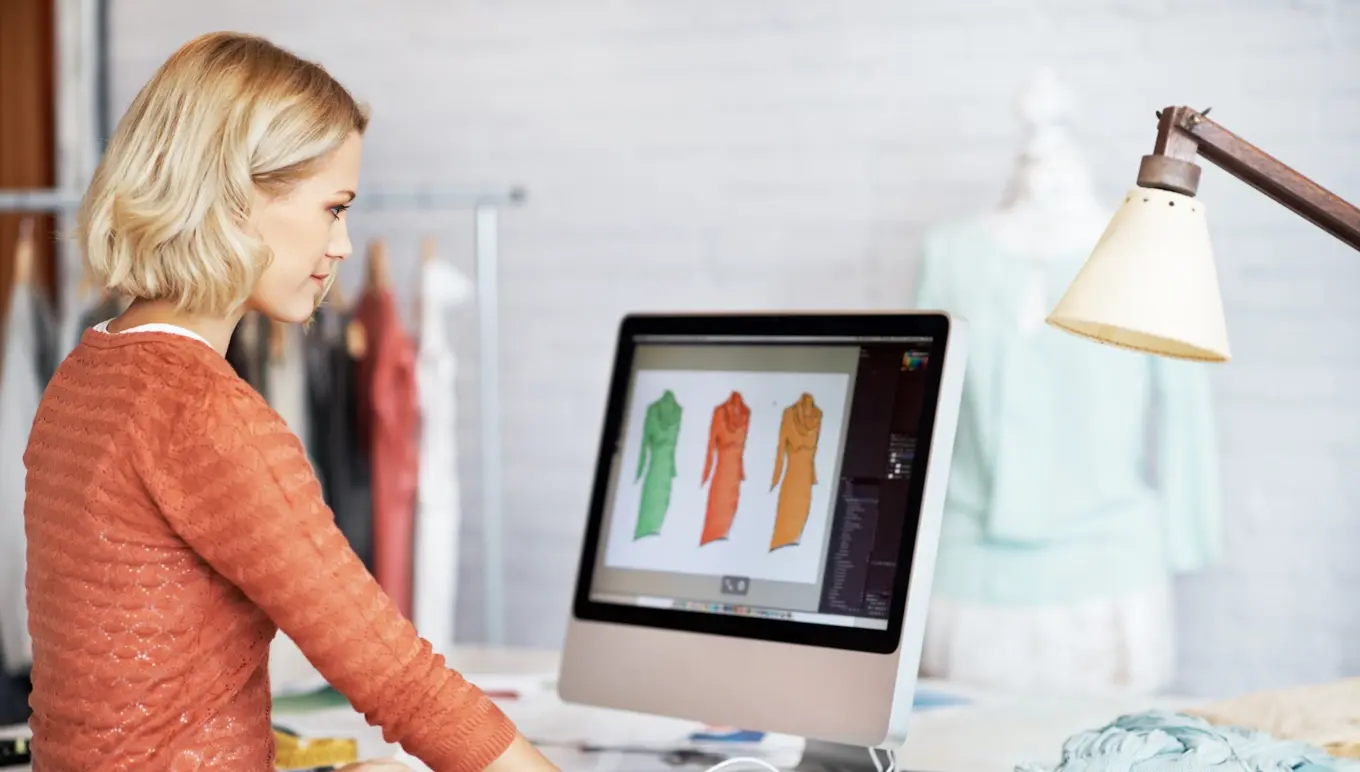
[258,299,317,325]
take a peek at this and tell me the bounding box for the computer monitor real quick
[559,312,967,771]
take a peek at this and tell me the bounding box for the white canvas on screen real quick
[603,368,850,585]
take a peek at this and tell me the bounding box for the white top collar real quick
[92,319,213,347]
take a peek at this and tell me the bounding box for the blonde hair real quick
[78,31,369,316]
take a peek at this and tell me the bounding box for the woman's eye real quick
[329,204,350,218]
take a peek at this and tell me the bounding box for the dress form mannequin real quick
[987,67,1109,253]
[984,67,1111,334]
[913,69,1203,695]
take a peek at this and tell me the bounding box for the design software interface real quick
[589,334,937,630]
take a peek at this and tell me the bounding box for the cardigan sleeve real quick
[138,382,517,772]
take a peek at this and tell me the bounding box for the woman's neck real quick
[106,298,245,356]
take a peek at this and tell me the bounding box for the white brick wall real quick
[109,0,1360,698]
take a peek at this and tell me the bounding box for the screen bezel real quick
[570,312,954,655]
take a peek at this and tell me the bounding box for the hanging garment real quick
[635,390,683,539]
[57,293,84,368]
[305,306,374,570]
[912,218,1220,691]
[354,286,420,618]
[412,256,474,655]
[0,285,44,675]
[0,667,28,728]
[30,290,59,385]
[264,322,327,697]
[699,392,750,546]
[267,323,312,452]
[226,311,271,396]
[769,393,823,551]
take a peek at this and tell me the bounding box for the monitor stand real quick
[793,739,900,772]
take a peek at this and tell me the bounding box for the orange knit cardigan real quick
[21,328,515,771]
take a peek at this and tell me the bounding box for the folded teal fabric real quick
[1016,711,1359,772]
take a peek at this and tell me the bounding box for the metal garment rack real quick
[0,183,527,648]
[358,184,527,648]
[0,190,81,212]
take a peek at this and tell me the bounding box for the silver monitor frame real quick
[559,312,968,757]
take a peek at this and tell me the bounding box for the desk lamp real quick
[1046,105,1360,360]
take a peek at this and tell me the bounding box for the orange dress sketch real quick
[769,392,823,550]
[700,391,750,545]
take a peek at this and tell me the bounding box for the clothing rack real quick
[0,185,530,212]
[0,190,81,213]
[0,182,527,648]
[357,183,527,648]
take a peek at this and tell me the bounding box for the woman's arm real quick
[136,382,555,772]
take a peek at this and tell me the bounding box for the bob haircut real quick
[78,31,369,316]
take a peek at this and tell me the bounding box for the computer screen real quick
[571,314,953,655]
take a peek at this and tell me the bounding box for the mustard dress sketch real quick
[769,393,823,550]
[700,391,750,545]
[634,390,682,539]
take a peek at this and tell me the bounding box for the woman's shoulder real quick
[64,332,276,440]
[153,370,281,449]
[116,347,304,487]
[70,328,237,383]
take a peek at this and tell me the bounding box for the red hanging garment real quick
[354,285,420,618]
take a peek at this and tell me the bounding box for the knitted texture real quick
[23,329,517,771]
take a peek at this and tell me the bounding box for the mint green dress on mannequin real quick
[635,390,682,539]
[914,218,1223,693]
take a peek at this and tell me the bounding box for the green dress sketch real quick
[634,390,682,538]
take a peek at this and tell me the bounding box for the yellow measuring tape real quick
[273,725,359,770]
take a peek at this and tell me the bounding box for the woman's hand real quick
[336,734,559,772]
[335,733,559,772]
[485,734,561,772]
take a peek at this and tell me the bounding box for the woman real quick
[22,31,557,772]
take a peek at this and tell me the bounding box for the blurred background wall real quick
[104,0,1359,698]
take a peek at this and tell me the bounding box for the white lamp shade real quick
[1046,185,1231,362]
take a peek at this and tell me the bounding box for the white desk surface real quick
[0,646,1191,772]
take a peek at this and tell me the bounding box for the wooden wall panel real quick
[0,0,57,329]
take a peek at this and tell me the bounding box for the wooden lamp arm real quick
[1134,105,1360,252]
